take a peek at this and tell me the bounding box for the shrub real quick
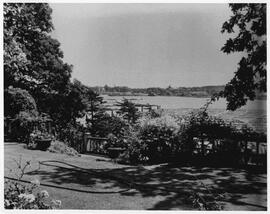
[119,110,262,166]
[4,160,61,209]
[139,125,179,163]
[117,131,144,164]
[103,120,134,153]
[144,109,164,119]
[11,112,53,144]
[90,114,130,138]
[105,133,126,148]
[177,109,258,166]
[4,180,61,209]
[10,111,38,143]
[48,140,80,156]
[119,115,181,164]
[57,122,85,152]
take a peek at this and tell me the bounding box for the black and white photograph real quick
[3,1,267,211]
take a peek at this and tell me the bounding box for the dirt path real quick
[4,143,267,210]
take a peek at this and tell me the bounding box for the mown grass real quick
[4,143,267,210]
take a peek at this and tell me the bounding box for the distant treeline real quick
[89,85,267,99]
[89,85,226,98]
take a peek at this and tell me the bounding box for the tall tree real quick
[221,3,266,110]
[84,88,106,126]
[117,99,140,124]
[4,3,75,124]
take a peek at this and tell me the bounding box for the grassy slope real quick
[4,143,267,210]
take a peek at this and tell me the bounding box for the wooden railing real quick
[83,133,108,154]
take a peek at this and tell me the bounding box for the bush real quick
[10,111,39,143]
[10,112,53,144]
[139,126,179,163]
[90,114,130,138]
[118,115,181,164]
[57,122,85,152]
[5,180,61,209]
[4,160,61,209]
[103,120,134,154]
[118,110,263,166]
[48,140,80,156]
[117,131,144,164]
[176,109,262,166]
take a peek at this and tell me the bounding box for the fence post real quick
[244,141,248,165]
[256,141,259,165]
[83,132,91,153]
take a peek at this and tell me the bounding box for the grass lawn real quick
[4,142,267,210]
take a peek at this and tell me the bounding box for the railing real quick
[83,133,108,154]
[192,138,267,166]
[81,132,266,166]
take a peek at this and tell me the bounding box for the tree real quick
[221,3,266,110]
[4,3,54,91]
[117,99,140,124]
[4,87,38,118]
[3,3,85,128]
[46,80,87,126]
[84,89,106,129]
[4,3,73,117]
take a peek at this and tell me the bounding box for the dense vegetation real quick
[4,3,103,141]
[220,3,266,110]
[4,3,267,210]
[105,109,266,166]
[91,85,226,97]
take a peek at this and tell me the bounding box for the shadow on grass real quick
[25,160,267,210]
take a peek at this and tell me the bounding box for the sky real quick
[50,3,244,88]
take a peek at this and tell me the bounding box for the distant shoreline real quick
[101,93,267,100]
[91,85,266,100]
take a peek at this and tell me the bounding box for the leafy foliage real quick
[117,115,181,164]
[4,3,81,128]
[180,110,237,144]
[5,159,61,209]
[47,140,80,156]
[4,87,37,118]
[90,115,130,138]
[221,3,266,110]
[10,112,52,144]
[117,99,140,124]
[115,107,265,165]
[84,88,107,134]
[51,80,88,126]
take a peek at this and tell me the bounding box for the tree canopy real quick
[4,4,72,104]
[221,3,266,110]
[4,87,38,118]
[117,99,140,124]
[4,3,79,127]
